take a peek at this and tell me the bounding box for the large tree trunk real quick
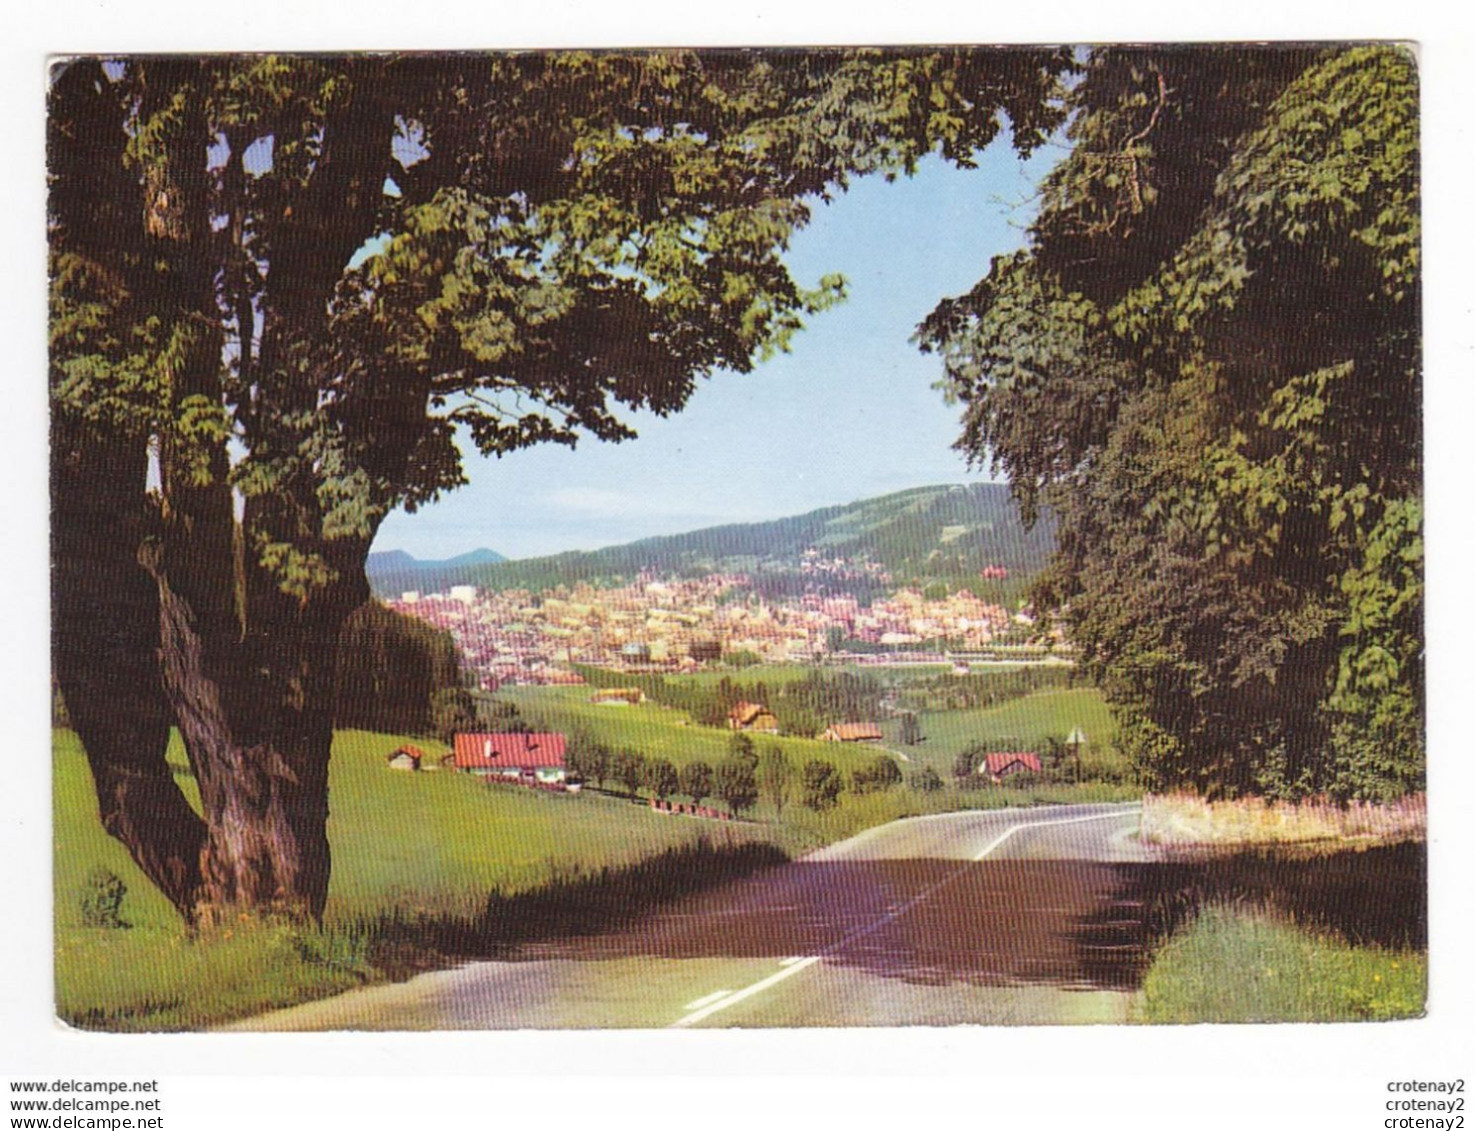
[51,421,208,921]
[142,538,365,925]
[53,58,404,927]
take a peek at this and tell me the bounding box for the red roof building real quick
[452,733,567,774]
[980,752,1043,780]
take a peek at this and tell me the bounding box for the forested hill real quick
[367,483,1055,601]
[364,548,506,595]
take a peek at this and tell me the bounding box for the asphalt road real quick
[223,801,1149,1031]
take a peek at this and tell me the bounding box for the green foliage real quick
[894,664,1075,713]
[580,664,896,741]
[610,750,646,799]
[714,755,758,816]
[1139,905,1425,1023]
[366,483,1055,602]
[53,727,771,1029]
[429,688,476,744]
[898,712,923,745]
[335,601,462,737]
[642,757,680,803]
[757,745,795,816]
[78,867,130,930]
[849,754,902,795]
[677,760,713,806]
[921,46,1421,800]
[49,50,1072,915]
[728,732,758,765]
[801,759,843,811]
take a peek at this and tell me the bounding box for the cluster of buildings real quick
[386,734,570,786]
[807,588,1019,649]
[387,560,1027,688]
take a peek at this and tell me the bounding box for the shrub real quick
[78,867,129,929]
[850,754,902,794]
[801,759,843,811]
[909,765,944,792]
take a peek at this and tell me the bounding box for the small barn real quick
[387,745,426,772]
[728,701,780,732]
[820,722,884,743]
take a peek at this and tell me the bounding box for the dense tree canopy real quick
[49,49,1071,922]
[334,601,462,736]
[920,45,1421,800]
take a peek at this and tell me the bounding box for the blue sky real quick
[373,134,1066,561]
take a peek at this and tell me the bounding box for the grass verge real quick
[1137,904,1426,1023]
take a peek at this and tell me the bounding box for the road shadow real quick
[487,843,1425,992]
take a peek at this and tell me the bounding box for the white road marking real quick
[684,989,735,1011]
[672,959,822,1027]
[669,806,1140,1028]
[777,956,805,967]
[970,808,1133,862]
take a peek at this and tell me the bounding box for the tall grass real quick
[57,921,374,1032]
[1138,904,1426,1023]
[1141,791,1427,849]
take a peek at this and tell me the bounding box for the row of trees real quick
[920,45,1422,800]
[563,731,765,814]
[560,729,913,814]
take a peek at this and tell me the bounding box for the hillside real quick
[368,483,1055,602]
[366,547,506,595]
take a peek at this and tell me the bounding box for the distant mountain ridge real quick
[366,547,506,593]
[366,483,1055,602]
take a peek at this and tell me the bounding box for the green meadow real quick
[879,688,1126,779]
[498,684,886,774]
[502,680,1129,786]
[53,727,766,1030]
